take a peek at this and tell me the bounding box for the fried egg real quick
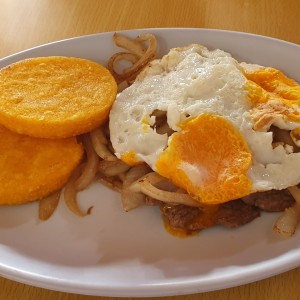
[109,44,300,205]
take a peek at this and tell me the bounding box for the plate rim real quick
[1,27,299,62]
[0,27,300,297]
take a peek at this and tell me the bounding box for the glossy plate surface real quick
[0,28,300,297]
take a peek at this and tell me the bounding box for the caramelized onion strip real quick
[107,52,139,82]
[39,190,61,220]
[117,80,129,92]
[75,135,99,191]
[107,33,157,84]
[98,159,130,177]
[113,32,146,57]
[64,164,91,217]
[90,128,117,161]
[273,186,300,236]
[122,34,157,82]
[121,165,152,211]
[130,172,201,207]
[273,203,300,237]
[287,186,300,203]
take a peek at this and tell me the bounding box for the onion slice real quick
[107,33,157,84]
[39,190,61,220]
[75,135,99,191]
[107,52,139,83]
[273,186,300,236]
[121,165,152,211]
[113,33,146,57]
[130,172,202,207]
[90,128,117,161]
[64,164,92,217]
[273,203,300,237]
[98,159,130,177]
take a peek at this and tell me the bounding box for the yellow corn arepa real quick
[0,125,83,205]
[0,56,117,138]
[0,56,116,205]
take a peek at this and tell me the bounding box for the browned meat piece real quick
[161,200,260,231]
[215,200,260,228]
[242,189,295,212]
[160,204,205,231]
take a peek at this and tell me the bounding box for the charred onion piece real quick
[39,190,61,221]
[113,33,146,57]
[107,33,157,84]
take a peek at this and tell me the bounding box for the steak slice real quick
[215,200,260,228]
[161,200,260,231]
[242,189,295,212]
[160,204,205,231]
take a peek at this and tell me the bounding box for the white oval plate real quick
[0,28,300,297]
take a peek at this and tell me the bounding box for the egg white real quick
[109,44,300,194]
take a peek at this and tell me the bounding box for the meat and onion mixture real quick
[159,189,295,234]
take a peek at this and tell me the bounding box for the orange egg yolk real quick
[244,67,300,123]
[245,67,300,100]
[155,113,252,205]
[121,150,143,166]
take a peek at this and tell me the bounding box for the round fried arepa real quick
[0,125,83,205]
[0,56,117,205]
[0,56,117,138]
